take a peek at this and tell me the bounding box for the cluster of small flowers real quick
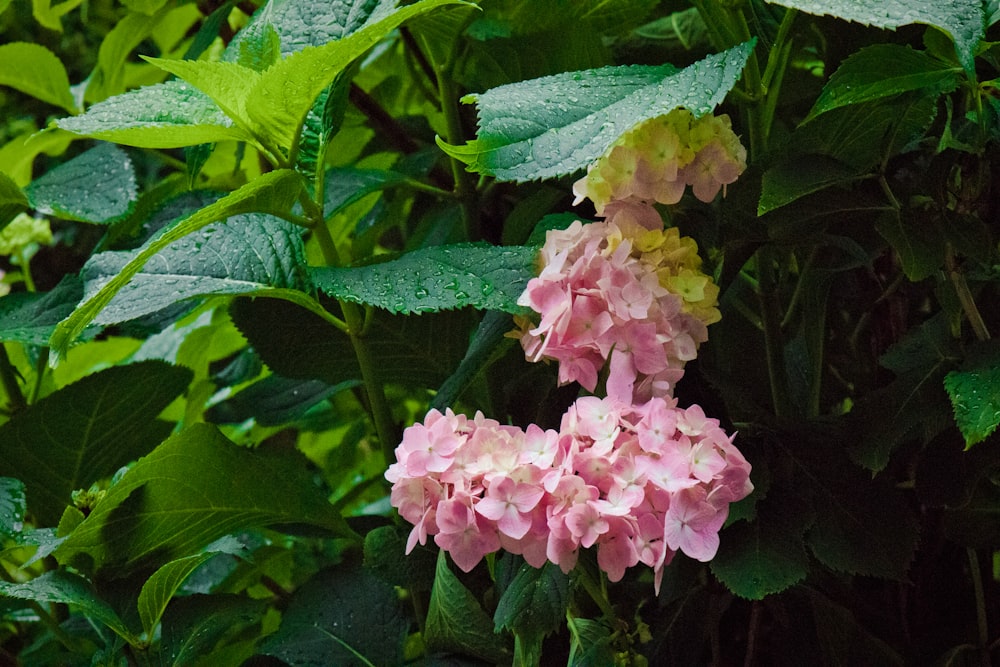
[573,108,747,214]
[386,396,752,591]
[515,211,720,404]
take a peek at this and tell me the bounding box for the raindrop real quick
[455,291,469,300]
[415,288,429,299]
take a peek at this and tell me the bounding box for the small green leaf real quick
[138,538,247,637]
[0,569,133,641]
[0,128,75,187]
[31,0,85,32]
[493,561,569,647]
[49,169,303,359]
[55,423,354,575]
[944,340,1000,447]
[246,0,467,149]
[0,171,29,223]
[323,167,408,216]
[56,80,251,149]
[441,40,754,182]
[312,243,536,315]
[765,0,984,75]
[0,42,78,113]
[0,477,27,539]
[25,143,137,223]
[758,155,863,215]
[0,276,86,345]
[804,44,961,123]
[0,361,191,525]
[85,5,173,103]
[259,563,408,667]
[425,550,511,662]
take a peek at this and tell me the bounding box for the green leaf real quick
[259,563,408,667]
[159,594,267,665]
[323,167,408,216]
[0,128,75,187]
[425,550,511,663]
[0,171,30,224]
[441,40,754,182]
[765,0,984,75]
[806,588,906,666]
[31,0,85,32]
[805,44,961,123]
[137,537,247,637]
[0,361,191,525]
[0,569,133,641]
[0,42,78,113]
[758,155,863,215]
[24,143,137,223]
[246,0,468,149]
[944,340,1000,447]
[874,210,945,282]
[56,80,251,149]
[493,561,569,647]
[312,243,536,314]
[0,276,86,345]
[430,310,515,411]
[55,423,354,576]
[567,616,615,667]
[0,477,26,539]
[85,5,173,103]
[49,169,303,359]
[206,375,358,426]
[80,213,307,326]
[363,524,437,591]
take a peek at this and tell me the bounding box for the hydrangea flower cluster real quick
[385,396,752,592]
[572,108,747,213]
[515,210,720,404]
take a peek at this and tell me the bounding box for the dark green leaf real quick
[311,243,536,315]
[55,423,354,576]
[875,210,945,282]
[0,171,29,225]
[0,42,78,113]
[425,550,511,662]
[766,0,984,74]
[804,44,961,123]
[806,588,906,665]
[0,570,133,641]
[56,80,251,149]
[493,561,569,645]
[440,40,754,182]
[431,310,516,411]
[0,275,86,345]
[758,155,864,215]
[258,563,408,667]
[50,169,303,359]
[363,524,437,591]
[323,167,408,216]
[0,361,191,525]
[25,143,137,223]
[0,477,26,539]
[944,339,1000,447]
[206,375,358,426]
[159,594,267,665]
[567,616,615,667]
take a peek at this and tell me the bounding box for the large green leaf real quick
[944,340,1000,448]
[80,213,307,326]
[311,243,536,315]
[0,570,134,641]
[323,167,408,216]
[55,423,354,576]
[440,40,754,182]
[56,80,251,149]
[159,594,267,666]
[765,0,984,75]
[245,0,466,149]
[206,375,358,426]
[0,171,30,225]
[430,310,516,411]
[425,550,511,663]
[258,563,408,667]
[84,4,173,103]
[49,169,303,359]
[31,0,85,32]
[0,42,78,113]
[24,143,137,223]
[0,477,26,539]
[493,561,569,654]
[0,361,190,525]
[804,44,961,123]
[0,276,86,345]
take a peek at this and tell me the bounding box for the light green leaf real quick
[765,0,984,75]
[805,44,961,123]
[55,422,355,576]
[49,169,303,359]
[31,0,85,31]
[122,0,168,14]
[425,550,511,662]
[56,80,251,149]
[0,361,191,525]
[0,570,134,641]
[0,477,26,539]
[25,143,137,223]
[944,340,1000,447]
[311,242,536,314]
[138,538,246,637]
[0,276,86,345]
[247,0,467,149]
[0,128,75,187]
[0,42,78,113]
[80,213,307,326]
[85,5,173,103]
[441,40,754,182]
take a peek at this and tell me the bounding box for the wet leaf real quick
[0,42,77,113]
[944,340,1000,448]
[25,143,137,223]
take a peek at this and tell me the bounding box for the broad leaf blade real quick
[159,594,267,665]
[311,243,536,314]
[442,40,754,182]
[765,0,984,75]
[141,57,260,133]
[493,561,569,645]
[0,361,191,525]
[0,276,86,345]
[0,42,77,113]
[944,340,1000,448]
[25,143,137,223]
[55,423,354,576]
[81,213,308,326]
[0,477,26,539]
[56,80,251,149]
[0,171,30,225]
[50,169,303,359]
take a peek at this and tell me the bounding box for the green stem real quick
[573,566,616,621]
[967,548,992,667]
[757,248,792,418]
[0,343,26,413]
[946,244,991,342]
[435,59,479,241]
[31,347,49,404]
